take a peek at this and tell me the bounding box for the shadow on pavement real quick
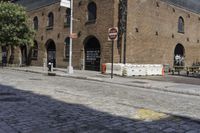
[0,84,199,133]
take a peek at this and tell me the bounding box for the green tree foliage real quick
[0,2,35,46]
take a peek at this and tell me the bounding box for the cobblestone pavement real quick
[0,69,200,133]
[8,66,200,97]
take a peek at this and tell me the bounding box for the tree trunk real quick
[27,47,32,66]
[9,45,14,64]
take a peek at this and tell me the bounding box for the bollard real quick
[51,63,53,72]
[48,62,51,71]
[162,67,165,76]
[101,64,106,74]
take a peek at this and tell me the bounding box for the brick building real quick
[125,0,200,67]
[11,0,117,71]
[4,0,200,71]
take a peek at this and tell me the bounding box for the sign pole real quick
[108,27,118,79]
[111,40,114,79]
[67,0,73,74]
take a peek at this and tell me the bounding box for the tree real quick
[0,2,35,64]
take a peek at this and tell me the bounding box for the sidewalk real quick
[5,66,200,97]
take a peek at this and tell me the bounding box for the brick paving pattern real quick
[0,69,200,133]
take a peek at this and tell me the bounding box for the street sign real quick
[69,33,77,39]
[108,27,118,79]
[60,0,70,8]
[108,27,118,41]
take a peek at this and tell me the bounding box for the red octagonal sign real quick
[108,27,118,41]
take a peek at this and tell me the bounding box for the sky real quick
[164,0,200,14]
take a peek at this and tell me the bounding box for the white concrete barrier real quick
[105,63,124,76]
[146,64,154,75]
[105,63,163,77]
[124,64,146,76]
[146,64,163,75]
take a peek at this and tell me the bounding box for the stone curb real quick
[4,67,200,123]
[6,67,200,97]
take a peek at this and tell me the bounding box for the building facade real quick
[7,0,200,70]
[125,0,200,67]
[12,0,117,71]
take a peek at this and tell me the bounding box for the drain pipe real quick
[123,0,127,64]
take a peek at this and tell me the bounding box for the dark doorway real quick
[46,40,56,67]
[20,45,27,65]
[84,37,101,71]
[2,46,7,66]
[174,44,185,66]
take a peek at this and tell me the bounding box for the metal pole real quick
[123,29,127,64]
[111,40,114,79]
[123,0,127,64]
[67,0,73,74]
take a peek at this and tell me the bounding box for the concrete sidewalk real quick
[5,66,200,96]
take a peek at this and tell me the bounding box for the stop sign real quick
[108,27,118,41]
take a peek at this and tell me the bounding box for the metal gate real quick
[85,48,100,71]
[47,51,56,67]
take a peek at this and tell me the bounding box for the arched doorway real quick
[84,36,101,71]
[46,39,56,67]
[20,45,27,65]
[174,44,185,66]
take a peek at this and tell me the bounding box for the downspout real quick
[118,0,128,64]
[123,0,127,64]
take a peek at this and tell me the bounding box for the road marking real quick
[135,108,169,121]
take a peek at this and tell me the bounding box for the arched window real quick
[64,37,70,60]
[32,41,38,59]
[33,16,38,30]
[87,2,97,22]
[47,12,54,27]
[64,8,71,27]
[178,17,184,33]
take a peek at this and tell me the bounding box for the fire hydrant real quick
[48,62,52,71]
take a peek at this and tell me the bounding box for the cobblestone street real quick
[0,69,200,133]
